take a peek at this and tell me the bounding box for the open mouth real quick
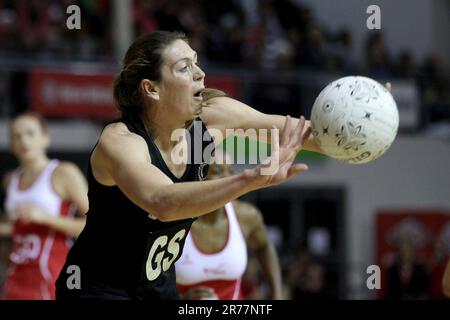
[193,88,204,100]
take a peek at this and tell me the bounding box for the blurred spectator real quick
[428,222,450,299]
[240,0,293,69]
[418,53,450,124]
[0,0,112,60]
[133,0,159,34]
[133,0,225,61]
[0,1,17,51]
[296,261,328,300]
[386,235,429,299]
[443,258,450,298]
[302,25,326,68]
[429,238,450,299]
[285,250,332,300]
[201,0,245,64]
[394,50,416,79]
[365,32,393,78]
[323,29,353,72]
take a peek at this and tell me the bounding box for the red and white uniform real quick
[176,202,247,300]
[2,160,73,300]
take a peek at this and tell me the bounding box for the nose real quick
[193,64,205,82]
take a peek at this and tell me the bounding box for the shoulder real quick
[96,122,150,162]
[52,161,87,196]
[53,162,83,180]
[233,200,264,227]
[233,200,268,245]
[233,200,262,217]
[100,122,147,149]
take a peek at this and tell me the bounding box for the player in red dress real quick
[0,112,88,300]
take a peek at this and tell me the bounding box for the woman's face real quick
[10,116,49,163]
[157,40,205,122]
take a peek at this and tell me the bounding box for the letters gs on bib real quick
[146,229,187,281]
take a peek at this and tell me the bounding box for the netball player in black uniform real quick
[55,31,319,300]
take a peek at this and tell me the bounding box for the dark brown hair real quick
[113,31,188,116]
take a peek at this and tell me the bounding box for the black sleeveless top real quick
[56,114,213,300]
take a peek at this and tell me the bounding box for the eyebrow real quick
[172,52,198,67]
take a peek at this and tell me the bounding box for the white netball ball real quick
[310,76,399,164]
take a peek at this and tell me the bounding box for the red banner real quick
[376,211,450,299]
[30,68,241,119]
[30,68,118,119]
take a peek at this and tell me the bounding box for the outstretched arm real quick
[201,83,393,154]
[94,117,310,222]
[201,96,321,153]
[235,200,283,299]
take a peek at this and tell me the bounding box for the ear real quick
[141,79,160,101]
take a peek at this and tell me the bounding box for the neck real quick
[141,105,187,151]
[20,155,49,172]
[198,207,225,225]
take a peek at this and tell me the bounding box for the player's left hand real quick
[16,205,51,225]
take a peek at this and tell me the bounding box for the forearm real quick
[205,97,321,153]
[255,243,283,299]
[153,172,257,222]
[44,215,86,238]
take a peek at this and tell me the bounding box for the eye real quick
[180,63,193,72]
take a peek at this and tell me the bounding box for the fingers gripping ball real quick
[310,76,399,164]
